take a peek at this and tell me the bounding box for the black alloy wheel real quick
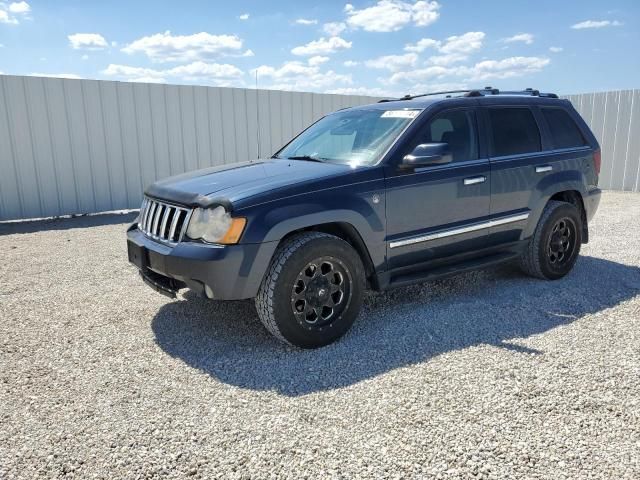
[546,217,577,266]
[291,257,352,328]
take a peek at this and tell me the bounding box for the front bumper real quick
[126,226,278,300]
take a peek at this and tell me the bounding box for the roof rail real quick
[377,87,558,102]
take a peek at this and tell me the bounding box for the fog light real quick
[205,285,215,299]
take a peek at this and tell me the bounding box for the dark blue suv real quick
[127,87,602,348]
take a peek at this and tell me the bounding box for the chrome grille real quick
[138,197,191,245]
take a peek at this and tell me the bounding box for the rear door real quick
[482,105,547,245]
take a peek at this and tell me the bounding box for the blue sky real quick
[0,0,638,96]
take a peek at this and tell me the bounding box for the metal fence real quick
[0,75,379,221]
[0,76,638,221]
[565,89,640,192]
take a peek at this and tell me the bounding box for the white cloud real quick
[467,56,550,80]
[427,53,468,66]
[0,1,29,23]
[122,31,244,63]
[29,73,82,80]
[326,86,394,97]
[388,65,451,84]
[439,31,485,54]
[239,13,249,20]
[365,53,418,71]
[344,0,440,32]
[370,31,484,75]
[410,82,469,94]
[388,55,550,84]
[253,59,352,92]
[308,55,330,66]
[102,61,244,85]
[295,18,318,25]
[549,46,563,53]
[68,33,109,50]
[323,21,346,36]
[502,33,534,45]
[81,54,89,60]
[343,60,359,67]
[404,37,439,53]
[241,49,255,57]
[0,9,17,24]
[291,36,352,56]
[9,1,30,13]
[0,10,12,23]
[571,20,622,29]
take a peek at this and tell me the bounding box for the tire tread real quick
[255,232,337,345]
[519,200,575,279]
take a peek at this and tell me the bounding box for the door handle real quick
[536,165,553,173]
[463,175,486,186]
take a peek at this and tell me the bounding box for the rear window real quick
[541,107,587,149]
[489,108,541,157]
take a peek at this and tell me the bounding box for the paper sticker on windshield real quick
[381,110,420,119]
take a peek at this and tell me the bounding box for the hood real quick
[145,159,355,209]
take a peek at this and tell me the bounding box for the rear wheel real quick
[519,200,582,280]
[255,232,365,348]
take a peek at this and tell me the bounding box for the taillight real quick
[593,149,601,175]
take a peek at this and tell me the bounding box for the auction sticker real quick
[381,110,420,119]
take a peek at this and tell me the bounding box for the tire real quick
[519,200,583,280]
[255,232,365,348]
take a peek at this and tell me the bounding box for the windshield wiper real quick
[285,155,325,163]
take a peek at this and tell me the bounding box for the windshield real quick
[275,108,422,166]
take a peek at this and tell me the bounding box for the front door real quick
[385,108,491,273]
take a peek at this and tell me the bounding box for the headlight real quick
[186,206,246,244]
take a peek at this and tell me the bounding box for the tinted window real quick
[489,108,541,157]
[417,110,478,162]
[542,108,587,149]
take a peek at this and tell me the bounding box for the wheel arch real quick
[548,190,588,243]
[278,222,380,290]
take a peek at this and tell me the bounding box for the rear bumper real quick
[584,187,601,222]
[126,226,277,300]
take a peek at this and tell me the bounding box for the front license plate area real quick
[127,241,149,269]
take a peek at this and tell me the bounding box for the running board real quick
[388,252,519,289]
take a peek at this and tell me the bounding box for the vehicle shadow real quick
[151,256,640,396]
[0,212,138,236]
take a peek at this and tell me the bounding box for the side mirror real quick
[401,142,452,169]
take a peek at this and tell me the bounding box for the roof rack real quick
[377,87,558,102]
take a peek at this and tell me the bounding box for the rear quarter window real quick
[541,107,588,149]
[489,107,541,157]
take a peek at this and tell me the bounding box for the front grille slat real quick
[169,210,182,241]
[146,202,157,233]
[138,197,191,245]
[152,204,163,236]
[160,207,171,238]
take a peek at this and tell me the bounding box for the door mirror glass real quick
[401,142,452,168]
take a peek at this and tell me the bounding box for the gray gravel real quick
[1,191,639,479]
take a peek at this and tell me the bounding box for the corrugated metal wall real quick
[0,75,379,221]
[565,89,640,192]
[1,77,638,221]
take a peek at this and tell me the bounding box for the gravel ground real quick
[1,191,639,479]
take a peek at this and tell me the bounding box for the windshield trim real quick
[272,107,425,167]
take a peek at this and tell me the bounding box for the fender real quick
[522,168,587,239]
[236,180,388,272]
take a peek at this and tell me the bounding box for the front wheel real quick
[255,232,365,348]
[519,200,583,280]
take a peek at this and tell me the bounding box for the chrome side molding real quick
[389,212,530,249]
